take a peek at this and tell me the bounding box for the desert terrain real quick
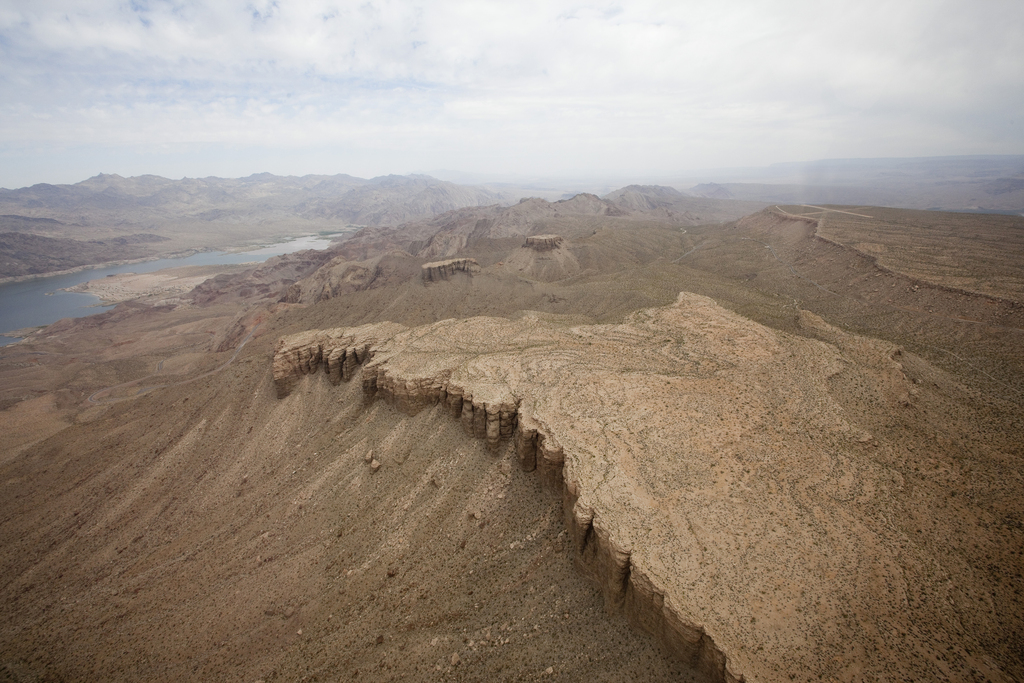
[0,191,1022,681]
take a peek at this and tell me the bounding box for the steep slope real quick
[675,207,1024,395]
[778,204,1024,301]
[0,306,699,683]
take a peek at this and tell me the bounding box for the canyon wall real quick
[523,234,564,251]
[421,258,481,282]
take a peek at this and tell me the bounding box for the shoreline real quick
[59,263,256,305]
[0,229,354,285]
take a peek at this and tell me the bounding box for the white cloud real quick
[0,0,1022,186]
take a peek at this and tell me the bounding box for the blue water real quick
[0,233,342,346]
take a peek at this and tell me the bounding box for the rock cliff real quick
[523,234,564,251]
[272,322,408,398]
[269,292,998,683]
[421,258,481,282]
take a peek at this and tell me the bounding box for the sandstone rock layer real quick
[272,293,1008,683]
[524,234,564,251]
[421,258,480,282]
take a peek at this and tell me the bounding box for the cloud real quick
[0,0,1022,186]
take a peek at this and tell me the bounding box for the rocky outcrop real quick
[524,234,563,251]
[272,322,407,398]
[268,292,994,683]
[421,258,480,282]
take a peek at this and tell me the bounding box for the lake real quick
[0,233,343,346]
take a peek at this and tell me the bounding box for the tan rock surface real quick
[274,292,1019,682]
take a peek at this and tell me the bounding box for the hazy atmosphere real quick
[2,0,1023,187]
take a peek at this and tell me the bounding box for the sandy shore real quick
[61,263,254,304]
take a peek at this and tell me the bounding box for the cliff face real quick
[523,234,563,251]
[273,322,408,398]
[270,292,1006,683]
[421,258,481,282]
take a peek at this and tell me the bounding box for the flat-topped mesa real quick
[268,294,990,683]
[524,234,563,251]
[421,258,480,282]
[269,302,772,681]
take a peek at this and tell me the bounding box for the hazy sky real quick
[1,0,1021,188]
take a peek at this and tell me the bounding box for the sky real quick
[1,0,1022,188]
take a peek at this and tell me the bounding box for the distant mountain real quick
[331,189,771,263]
[300,174,507,226]
[603,185,690,211]
[0,172,510,230]
[0,173,520,275]
[0,232,169,278]
[601,184,766,222]
[688,183,734,199]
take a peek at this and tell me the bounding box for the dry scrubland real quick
[782,204,1024,301]
[0,198,1022,682]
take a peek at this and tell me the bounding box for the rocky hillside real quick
[0,231,169,278]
